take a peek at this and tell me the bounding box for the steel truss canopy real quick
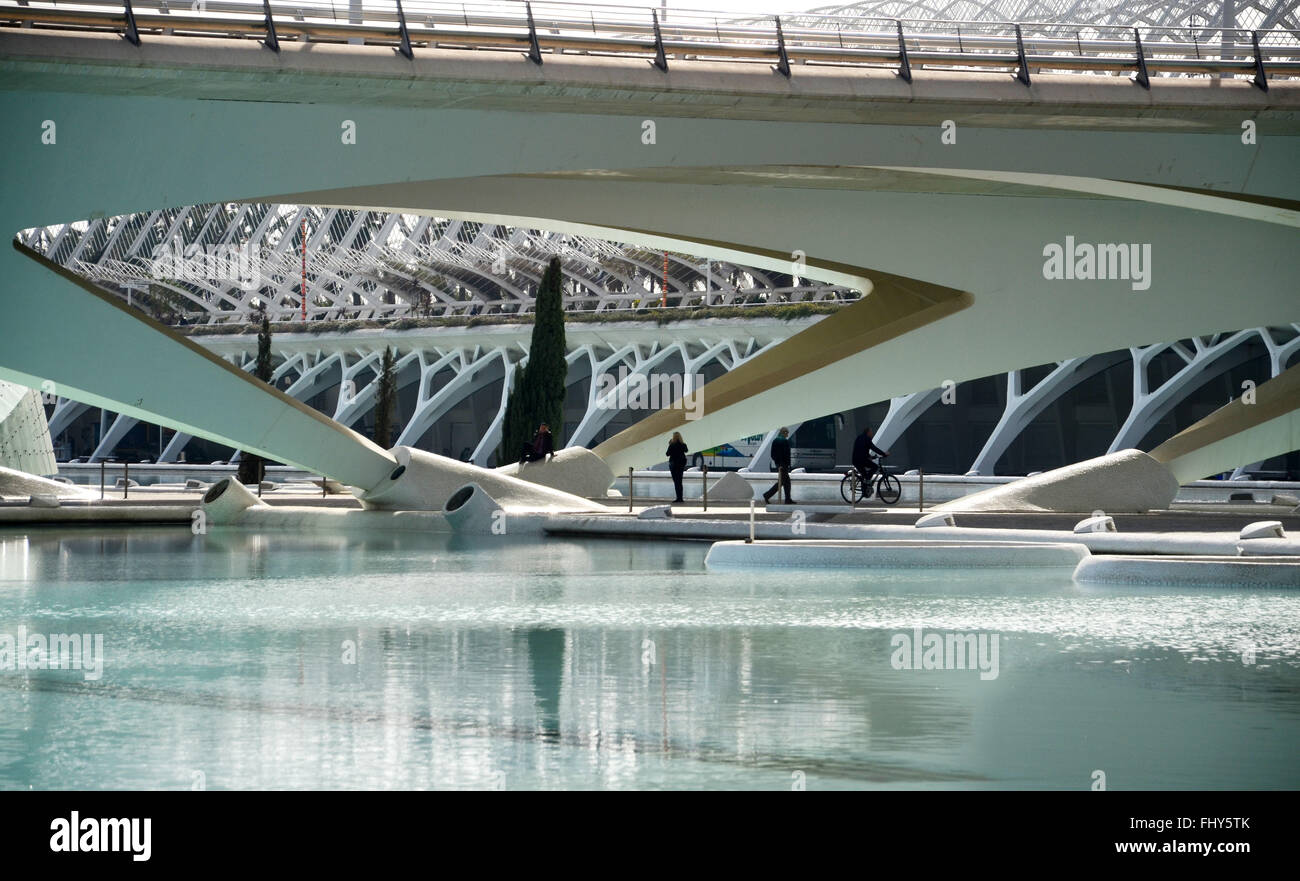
[15,205,859,325]
[801,2,1298,32]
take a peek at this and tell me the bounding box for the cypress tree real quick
[499,256,567,463]
[238,314,274,485]
[373,346,397,449]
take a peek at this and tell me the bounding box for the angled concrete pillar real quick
[2,243,397,490]
[1150,363,1300,484]
[89,413,139,462]
[874,388,944,451]
[159,430,193,463]
[47,398,90,440]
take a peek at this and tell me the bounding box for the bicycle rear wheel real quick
[876,473,902,505]
[840,471,859,504]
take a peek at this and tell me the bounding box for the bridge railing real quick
[3,0,1297,83]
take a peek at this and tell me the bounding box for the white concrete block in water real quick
[443,483,505,533]
[915,512,955,528]
[1236,537,1300,557]
[1074,555,1300,587]
[1074,515,1116,534]
[938,450,1178,513]
[707,471,757,501]
[495,447,615,499]
[1239,521,1286,541]
[442,482,567,535]
[28,493,60,508]
[200,476,269,523]
[638,505,673,520]
[705,539,1088,570]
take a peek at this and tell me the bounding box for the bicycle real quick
[840,457,901,505]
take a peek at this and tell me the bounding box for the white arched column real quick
[395,349,509,448]
[874,389,944,451]
[969,352,1126,475]
[470,359,518,466]
[1109,330,1260,453]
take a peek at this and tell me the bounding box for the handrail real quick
[3,0,1297,81]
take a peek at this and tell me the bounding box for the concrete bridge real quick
[1,7,1297,492]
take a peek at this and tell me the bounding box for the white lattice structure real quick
[16,205,857,326]
[870,325,1300,475]
[801,1,1298,32]
[38,320,1293,474]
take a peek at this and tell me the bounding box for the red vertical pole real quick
[300,217,307,321]
[661,251,668,307]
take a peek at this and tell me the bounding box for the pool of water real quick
[1,527,1297,790]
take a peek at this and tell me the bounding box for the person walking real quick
[762,427,794,505]
[666,431,688,504]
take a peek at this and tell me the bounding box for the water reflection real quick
[0,526,1296,789]
[525,628,566,744]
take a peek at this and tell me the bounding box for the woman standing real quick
[666,431,689,504]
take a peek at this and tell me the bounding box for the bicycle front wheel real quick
[876,473,902,505]
[840,472,859,505]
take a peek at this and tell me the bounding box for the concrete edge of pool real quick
[704,539,1090,569]
[702,538,1300,586]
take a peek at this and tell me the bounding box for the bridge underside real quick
[1,31,1297,486]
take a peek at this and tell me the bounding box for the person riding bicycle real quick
[851,426,889,497]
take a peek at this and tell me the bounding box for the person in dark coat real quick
[851,426,889,497]
[666,431,688,503]
[520,423,555,464]
[762,427,794,505]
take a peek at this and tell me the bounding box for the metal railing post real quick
[702,464,708,511]
[100,460,105,501]
[0,10,1293,82]
[627,467,634,513]
[918,468,924,512]
[122,461,129,499]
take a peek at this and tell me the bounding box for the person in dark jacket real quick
[762,427,794,505]
[851,426,889,497]
[666,431,688,503]
[520,423,555,464]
